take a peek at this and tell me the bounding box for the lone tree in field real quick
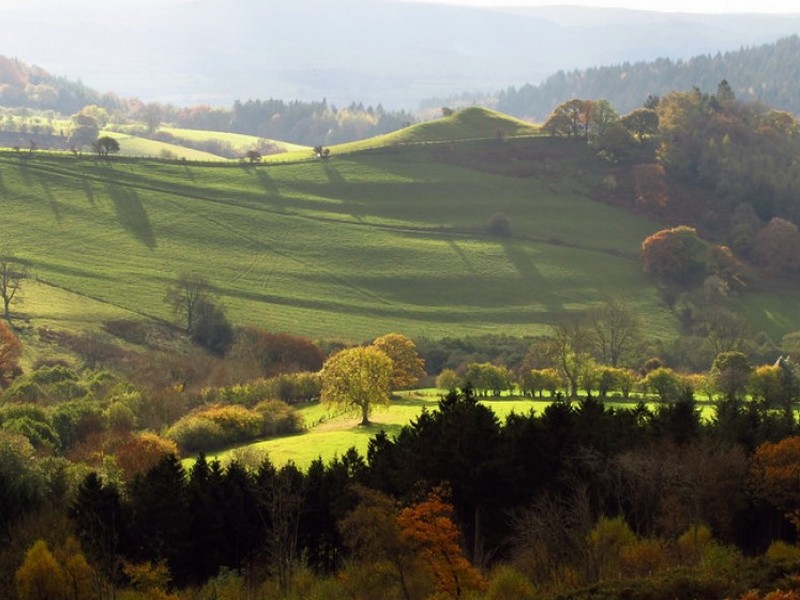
[0,251,26,319]
[321,346,393,426]
[93,136,120,159]
[164,274,212,334]
[245,149,262,164]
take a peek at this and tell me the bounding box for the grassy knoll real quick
[0,133,680,342]
[268,107,542,161]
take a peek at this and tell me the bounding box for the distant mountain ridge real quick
[3,0,800,109]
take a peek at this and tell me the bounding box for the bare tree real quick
[0,250,27,319]
[588,300,642,367]
[164,274,211,333]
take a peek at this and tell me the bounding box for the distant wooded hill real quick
[491,36,800,120]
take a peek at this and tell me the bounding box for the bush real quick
[3,379,44,402]
[201,372,321,407]
[166,404,265,452]
[0,405,60,451]
[253,399,303,436]
[166,417,225,454]
[487,212,512,237]
[28,365,78,385]
[50,401,105,450]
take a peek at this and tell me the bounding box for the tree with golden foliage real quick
[397,487,485,599]
[321,346,392,426]
[112,432,179,484]
[372,333,426,389]
[15,540,65,600]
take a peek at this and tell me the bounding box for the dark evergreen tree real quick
[127,454,191,585]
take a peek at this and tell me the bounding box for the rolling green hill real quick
[1,109,791,347]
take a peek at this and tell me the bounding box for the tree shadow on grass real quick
[502,239,563,315]
[82,177,96,206]
[447,239,478,274]
[323,164,346,185]
[106,183,157,248]
[255,168,281,198]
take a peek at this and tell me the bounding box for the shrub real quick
[485,565,536,600]
[487,212,512,237]
[166,417,224,454]
[253,399,303,436]
[201,372,321,407]
[3,379,44,403]
[166,404,268,452]
[50,400,105,450]
[28,365,78,385]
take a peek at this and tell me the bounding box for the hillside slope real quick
[0,130,682,341]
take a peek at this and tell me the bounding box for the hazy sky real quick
[399,0,800,13]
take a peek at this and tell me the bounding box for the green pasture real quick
[159,126,309,154]
[101,131,224,161]
[0,135,681,341]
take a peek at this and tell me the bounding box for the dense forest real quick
[425,36,800,122]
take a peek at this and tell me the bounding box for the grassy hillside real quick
[158,127,309,155]
[0,130,682,344]
[102,131,225,161]
[268,107,543,162]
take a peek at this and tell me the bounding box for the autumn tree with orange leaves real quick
[748,436,800,530]
[0,319,22,388]
[397,487,485,599]
[641,225,708,285]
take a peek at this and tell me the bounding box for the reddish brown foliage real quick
[641,225,708,284]
[753,218,800,274]
[0,320,22,388]
[397,488,485,598]
[232,328,323,378]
